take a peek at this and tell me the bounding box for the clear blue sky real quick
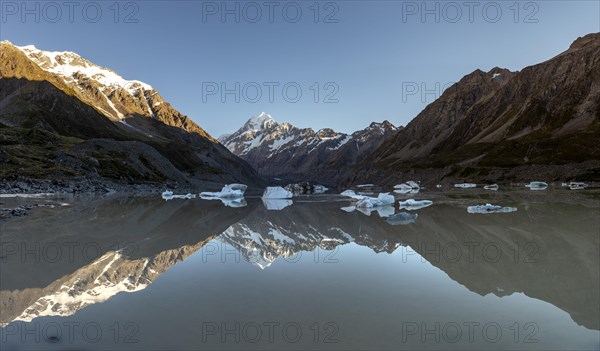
[2,0,599,137]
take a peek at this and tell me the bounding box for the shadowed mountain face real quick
[1,192,598,331]
[219,112,399,184]
[0,41,261,185]
[343,33,600,186]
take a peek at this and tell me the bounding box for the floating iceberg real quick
[340,205,356,213]
[162,191,196,201]
[454,183,477,188]
[262,198,293,210]
[340,190,366,200]
[567,182,589,190]
[313,185,329,194]
[525,181,548,190]
[406,180,420,189]
[399,199,433,210]
[262,186,293,199]
[200,184,247,198]
[394,181,420,194]
[467,204,517,214]
[356,193,395,208]
[386,212,418,225]
[341,205,395,217]
[483,184,499,191]
[359,205,395,217]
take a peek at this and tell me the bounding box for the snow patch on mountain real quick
[16,44,152,95]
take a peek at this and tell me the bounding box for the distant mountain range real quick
[0,41,260,186]
[1,33,598,188]
[218,33,599,186]
[219,112,399,182]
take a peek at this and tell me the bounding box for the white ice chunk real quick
[394,181,420,194]
[162,191,195,200]
[262,198,293,210]
[377,193,395,205]
[340,205,356,213]
[313,185,329,194]
[394,183,411,190]
[568,182,588,190]
[399,199,433,210]
[357,205,395,217]
[454,183,477,188]
[262,186,293,199]
[406,181,420,189]
[342,204,395,217]
[356,198,379,208]
[356,193,395,208]
[467,204,517,214]
[525,181,548,190]
[394,181,420,190]
[375,205,395,218]
[200,184,247,199]
[340,190,366,200]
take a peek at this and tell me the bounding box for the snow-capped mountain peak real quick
[220,116,400,180]
[3,40,216,141]
[15,43,152,96]
[243,112,278,131]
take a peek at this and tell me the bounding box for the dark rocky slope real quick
[343,33,600,186]
[0,41,262,188]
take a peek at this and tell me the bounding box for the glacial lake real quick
[1,189,599,350]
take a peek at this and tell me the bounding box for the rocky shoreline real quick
[0,178,221,196]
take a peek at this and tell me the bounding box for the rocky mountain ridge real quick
[0,41,261,186]
[220,112,399,183]
[343,33,600,186]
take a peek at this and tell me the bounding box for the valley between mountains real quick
[1,33,599,192]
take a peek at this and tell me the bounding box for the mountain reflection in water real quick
[1,190,598,350]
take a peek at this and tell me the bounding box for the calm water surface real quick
[1,189,599,350]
